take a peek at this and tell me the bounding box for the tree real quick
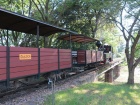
[0,0,37,47]
[54,0,112,38]
[107,0,140,84]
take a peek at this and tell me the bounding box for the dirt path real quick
[114,66,140,83]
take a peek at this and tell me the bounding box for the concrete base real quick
[105,69,113,83]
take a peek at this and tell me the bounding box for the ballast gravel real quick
[0,71,97,105]
[1,66,139,105]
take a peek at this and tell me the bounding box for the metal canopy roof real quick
[0,8,77,36]
[58,34,98,43]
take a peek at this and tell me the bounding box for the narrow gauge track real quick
[0,61,119,98]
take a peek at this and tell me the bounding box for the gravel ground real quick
[0,66,139,105]
[0,71,96,105]
[114,66,140,83]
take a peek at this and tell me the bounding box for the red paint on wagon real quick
[40,48,58,52]
[91,50,96,63]
[40,52,58,56]
[10,47,38,52]
[77,50,86,64]
[10,65,38,73]
[86,50,92,64]
[0,63,6,69]
[0,58,6,63]
[10,57,38,62]
[59,59,71,62]
[0,68,6,74]
[40,48,59,73]
[59,49,72,69]
[96,51,103,62]
[40,56,58,60]
[41,60,58,64]
[60,61,71,65]
[59,49,71,53]
[41,66,58,73]
[0,74,6,80]
[41,62,58,67]
[10,70,38,78]
[0,52,6,57]
[59,55,71,58]
[0,46,6,51]
[10,60,38,67]
[10,52,38,57]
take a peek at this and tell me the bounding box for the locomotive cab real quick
[103,45,113,63]
[96,41,113,64]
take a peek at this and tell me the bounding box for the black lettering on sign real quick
[19,54,31,60]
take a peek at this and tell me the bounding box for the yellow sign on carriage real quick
[19,54,31,60]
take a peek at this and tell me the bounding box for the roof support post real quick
[36,25,39,48]
[37,24,40,79]
[6,29,10,87]
[84,36,86,50]
[6,30,9,47]
[84,36,87,65]
[44,35,45,47]
[69,33,73,69]
[69,34,72,49]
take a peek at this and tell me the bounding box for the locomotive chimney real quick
[96,41,102,48]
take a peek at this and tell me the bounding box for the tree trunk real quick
[127,68,134,84]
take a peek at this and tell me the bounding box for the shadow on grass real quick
[44,82,140,105]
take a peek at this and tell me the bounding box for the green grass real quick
[44,82,140,105]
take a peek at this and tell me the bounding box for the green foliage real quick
[0,0,124,50]
[106,0,140,84]
[95,23,124,56]
[135,42,140,58]
[44,82,140,105]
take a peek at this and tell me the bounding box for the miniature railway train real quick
[0,8,113,88]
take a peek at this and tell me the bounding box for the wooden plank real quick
[60,59,71,62]
[59,53,71,56]
[40,62,58,67]
[10,56,38,62]
[41,60,58,64]
[60,61,71,65]
[0,52,6,57]
[40,48,58,52]
[41,58,57,62]
[96,51,103,62]
[60,64,71,67]
[77,57,85,63]
[77,50,85,53]
[41,66,58,70]
[10,47,38,52]
[41,65,58,69]
[86,50,92,64]
[59,49,71,53]
[0,58,6,63]
[10,65,38,73]
[91,50,96,63]
[41,68,57,73]
[0,63,6,69]
[0,69,6,74]
[0,74,6,80]
[40,52,58,56]
[40,56,58,60]
[10,70,38,78]
[41,64,58,73]
[77,50,86,64]
[10,52,38,57]
[10,61,38,67]
[0,46,6,51]
[40,49,58,53]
